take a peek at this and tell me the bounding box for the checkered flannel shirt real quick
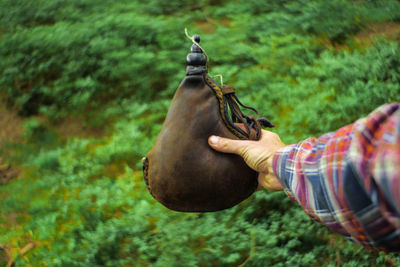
[273,103,400,251]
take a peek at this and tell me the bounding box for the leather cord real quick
[222,85,274,140]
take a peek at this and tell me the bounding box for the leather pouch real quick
[143,35,272,212]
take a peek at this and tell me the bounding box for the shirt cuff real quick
[272,144,298,202]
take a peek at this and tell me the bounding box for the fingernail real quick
[209,135,219,145]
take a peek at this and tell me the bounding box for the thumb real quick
[208,135,250,156]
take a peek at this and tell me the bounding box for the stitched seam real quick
[142,157,155,198]
[204,75,248,140]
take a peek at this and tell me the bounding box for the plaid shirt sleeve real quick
[272,103,400,251]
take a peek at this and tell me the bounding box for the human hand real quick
[208,129,285,191]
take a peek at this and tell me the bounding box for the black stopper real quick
[186,34,207,75]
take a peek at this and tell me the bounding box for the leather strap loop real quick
[224,86,272,140]
[205,75,273,141]
[221,85,236,95]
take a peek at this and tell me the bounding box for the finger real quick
[208,135,251,155]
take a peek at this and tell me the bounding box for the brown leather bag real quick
[143,35,273,212]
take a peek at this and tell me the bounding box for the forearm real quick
[272,103,400,251]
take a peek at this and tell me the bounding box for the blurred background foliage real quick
[0,0,400,266]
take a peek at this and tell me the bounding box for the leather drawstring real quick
[222,85,274,139]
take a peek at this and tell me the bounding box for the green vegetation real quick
[1,0,400,266]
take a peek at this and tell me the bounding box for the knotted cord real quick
[184,28,209,65]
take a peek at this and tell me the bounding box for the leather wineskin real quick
[144,74,258,212]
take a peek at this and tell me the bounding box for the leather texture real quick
[144,74,260,212]
[143,34,272,212]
